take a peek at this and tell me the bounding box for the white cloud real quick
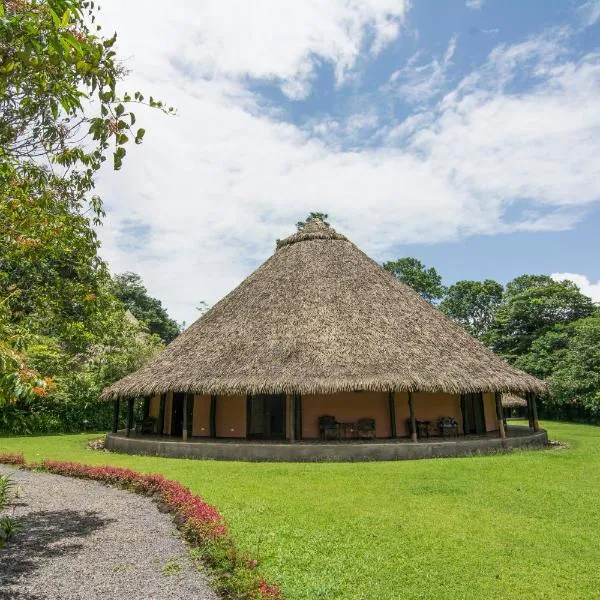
[577,1,600,28]
[388,35,458,103]
[105,0,409,100]
[466,0,484,10]
[551,273,600,301]
[93,6,600,324]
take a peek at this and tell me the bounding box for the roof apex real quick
[276,218,347,250]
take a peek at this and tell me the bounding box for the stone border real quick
[106,427,548,462]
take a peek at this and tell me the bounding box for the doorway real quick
[171,392,185,437]
[461,393,485,435]
[247,394,286,439]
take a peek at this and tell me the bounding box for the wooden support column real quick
[287,394,295,443]
[495,392,506,443]
[388,392,397,438]
[526,392,534,431]
[158,393,166,436]
[112,399,120,433]
[209,395,217,438]
[182,394,188,441]
[531,393,540,432]
[126,398,134,437]
[408,392,417,442]
[294,393,302,441]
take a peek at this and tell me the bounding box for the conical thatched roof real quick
[102,220,547,400]
[501,393,528,408]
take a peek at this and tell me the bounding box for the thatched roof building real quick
[103,219,545,401]
[501,393,528,408]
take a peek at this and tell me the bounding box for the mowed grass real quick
[2,422,600,599]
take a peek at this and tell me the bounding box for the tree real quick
[548,314,600,419]
[111,273,180,343]
[296,212,329,230]
[383,257,445,303]
[0,0,171,404]
[440,279,503,338]
[487,275,596,360]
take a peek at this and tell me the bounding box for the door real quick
[247,394,286,439]
[171,393,185,436]
[461,393,485,434]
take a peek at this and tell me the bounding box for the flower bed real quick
[0,452,281,600]
[0,453,26,466]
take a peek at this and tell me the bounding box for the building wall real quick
[393,392,465,436]
[193,394,211,437]
[483,392,498,432]
[216,394,246,438]
[393,392,411,436]
[149,395,160,419]
[302,391,391,439]
[150,389,499,438]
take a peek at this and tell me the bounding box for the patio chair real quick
[136,417,157,435]
[438,416,459,438]
[318,415,339,440]
[357,418,376,440]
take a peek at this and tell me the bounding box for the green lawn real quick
[2,422,599,599]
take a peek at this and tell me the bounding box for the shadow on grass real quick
[0,509,114,599]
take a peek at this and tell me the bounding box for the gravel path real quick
[0,466,218,600]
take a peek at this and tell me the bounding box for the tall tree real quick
[440,280,503,338]
[0,0,170,405]
[487,275,595,360]
[383,257,445,303]
[111,273,180,343]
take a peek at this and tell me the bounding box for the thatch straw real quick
[102,219,547,400]
[501,393,528,408]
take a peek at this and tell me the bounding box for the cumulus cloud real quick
[466,0,484,10]
[93,5,600,324]
[105,0,409,99]
[551,273,600,301]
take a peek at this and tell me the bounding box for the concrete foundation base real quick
[105,426,548,462]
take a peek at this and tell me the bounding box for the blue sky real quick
[95,0,600,323]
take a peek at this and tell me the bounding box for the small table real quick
[337,422,358,439]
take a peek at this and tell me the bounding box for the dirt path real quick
[0,466,218,600]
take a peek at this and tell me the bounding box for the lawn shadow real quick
[0,509,115,599]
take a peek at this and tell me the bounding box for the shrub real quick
[0,473,23,549]
[0,453,25,466]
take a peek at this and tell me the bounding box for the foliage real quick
[0,0,173,422]
[516,314,600,420]
[440,279,504,338]
[0,294,162,433]
[111,272,180,343]
[296,212,329,230]
[0,473,22,549]
[0,453,282,600]
[486,275,595,359]
[3,423,600,600]
[383,257,445,303]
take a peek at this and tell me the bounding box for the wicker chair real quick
[319,415,339,440]
[136,417,157,435]
[357,418,376,440]
[438,416,459,438]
